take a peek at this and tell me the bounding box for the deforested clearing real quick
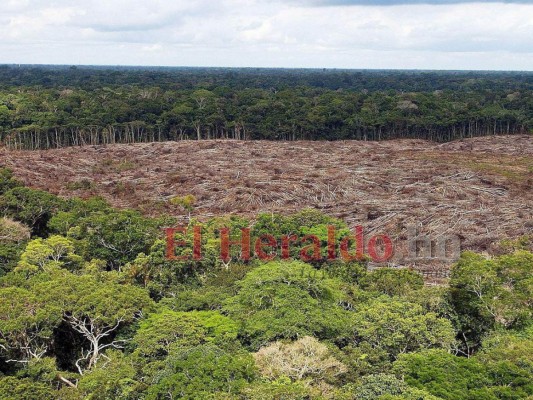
[2,134,532,273]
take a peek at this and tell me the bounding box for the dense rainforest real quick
[0,167,532,399]
[0,65,531,149]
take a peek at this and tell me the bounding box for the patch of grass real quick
[92,158,137,174]
[112,181,136,196]
[66,179,95,191]
[463,158,532,184]
[415,152,532,185]
[498,235,533,253]
[116,159,136,172]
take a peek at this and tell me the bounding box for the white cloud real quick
[0,0,531,69]
[141,43,163,52]
[4,6,81,39]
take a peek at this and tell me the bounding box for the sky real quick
[0,0,532,70]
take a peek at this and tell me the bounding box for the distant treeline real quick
[0,65,531,149]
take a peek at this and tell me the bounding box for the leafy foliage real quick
[223,261,355,349]
[145,344,256,400]
[1,67,531,149]
[0,176,531,398]
[351,298,455,360]
[0,187,64,236]
[132,309,239,362]
[449,251,533,353]
[393,346,533,400]
[361,268,424,297]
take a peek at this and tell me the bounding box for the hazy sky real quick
[1,0,532,70]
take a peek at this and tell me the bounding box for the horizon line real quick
[1,63,532,73]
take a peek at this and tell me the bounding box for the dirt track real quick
[2,135,532,274]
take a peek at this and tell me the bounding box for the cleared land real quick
[2,135,532,275]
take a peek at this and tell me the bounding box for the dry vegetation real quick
[1,135,532,275]
[0,217,31,243]
[253,336,346,388]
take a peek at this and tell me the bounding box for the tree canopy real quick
[0,173,531,399]
[1,66,531,149]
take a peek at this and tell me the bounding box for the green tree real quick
[36,272,153,374]
[50,207,165,270]
[240,377,313,400]
[146,344,256,400]
[361,268,424,297]
[77,350,140,400]
[352,374,407,400]
[0,376,55,400]
[392,349,515,400]
[449,251,533,353]
[223,261,355,349]
[0,217,30,276]
[476,327,533,399]
[0,168,22,195]
[351,298,455,360]
[132,309,239,362]
[15,235,82,276]
[0,187,64,235]
[0,287,61,364]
